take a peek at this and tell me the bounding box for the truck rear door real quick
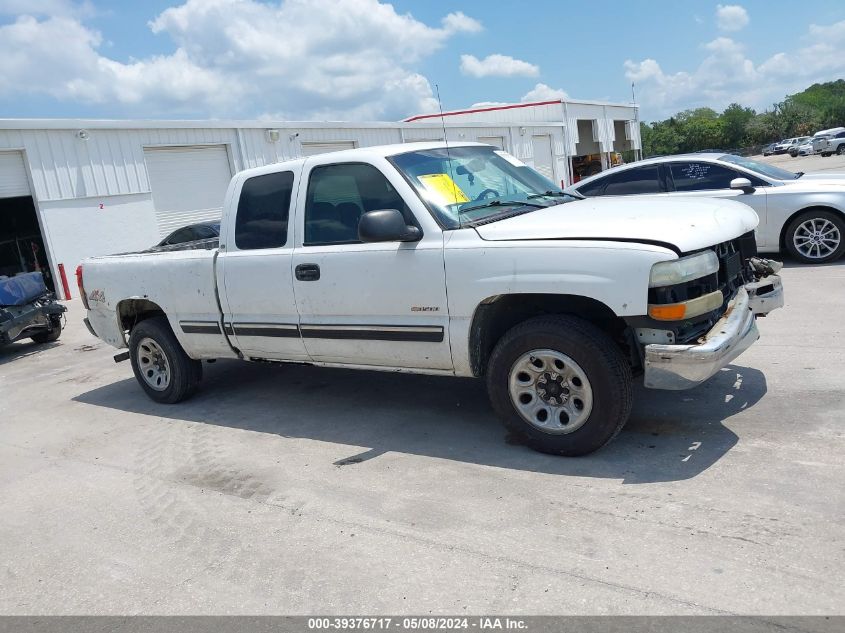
[216,166,309,361]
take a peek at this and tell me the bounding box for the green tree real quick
[640,79,845,156]
[721,103,756,148]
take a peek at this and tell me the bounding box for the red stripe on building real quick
[403,100,562,123]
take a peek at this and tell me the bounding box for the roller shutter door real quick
[531,135,555,181]
[0,151,30,198]
[144,145,232,237]
[300,141,357,157]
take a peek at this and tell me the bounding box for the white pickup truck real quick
[79,142,784,456]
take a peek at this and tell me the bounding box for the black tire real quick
[838,145,845,155]
[129,316,202,403]
[486,315,633,456]
[789,150,798,157]
[30,317,62,344]
[784,209,845,264]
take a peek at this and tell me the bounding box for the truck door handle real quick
[295,263,320,281]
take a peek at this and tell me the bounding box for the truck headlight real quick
[649,251,719,288]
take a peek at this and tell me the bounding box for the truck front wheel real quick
[129,316,202,404]
[486,315,632,456]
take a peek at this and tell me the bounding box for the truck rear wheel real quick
[486,315,632,456]
[129,316,202,404]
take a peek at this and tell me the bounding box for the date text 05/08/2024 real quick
[307,617,528,630]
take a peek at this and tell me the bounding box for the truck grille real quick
[711,230,756,302]
[646,231,757,345]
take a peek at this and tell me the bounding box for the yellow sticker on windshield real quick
[418,173,470,205]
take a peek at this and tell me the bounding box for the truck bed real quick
[82,245,236,359]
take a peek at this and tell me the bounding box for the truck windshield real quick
[390,146,577,228]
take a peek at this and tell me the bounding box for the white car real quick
[568,153,845,263]
[79,143,783,456]
[813,127,845,155]
[797,141,815,156]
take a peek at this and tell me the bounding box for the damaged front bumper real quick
[643,273,783,390]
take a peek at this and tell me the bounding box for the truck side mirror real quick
[730,177,755,193]
[358,209,422,243]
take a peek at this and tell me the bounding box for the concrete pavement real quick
[0,264,842,616]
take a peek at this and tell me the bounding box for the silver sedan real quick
[567,153,845,263]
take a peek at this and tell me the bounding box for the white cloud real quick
[716,4,749,32]
[441,11,482,34]
[460,53,539,78]
[626,20,845,119]
[468,101,510,108]
[0,0,481,120]
[521,83,568,102]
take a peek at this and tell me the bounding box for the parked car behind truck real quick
[567,153,845,263]
[79,143,783,456]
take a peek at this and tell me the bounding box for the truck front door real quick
[290,159,452,370]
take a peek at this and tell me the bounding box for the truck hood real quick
[473,196,759,253]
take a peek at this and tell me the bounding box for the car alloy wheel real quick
[792,218,841,260]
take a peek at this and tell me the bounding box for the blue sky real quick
[1,0,844,122]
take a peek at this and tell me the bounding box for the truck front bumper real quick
[643,274,783,390]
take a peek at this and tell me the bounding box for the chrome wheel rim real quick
[136,337,171,391]
[793,218,841,260]
[508,349,593,434]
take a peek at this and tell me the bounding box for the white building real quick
[0,98,639,299]
[404,98,642,184]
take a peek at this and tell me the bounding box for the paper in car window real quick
[679,163,711,180]
[418,173,470,205]
[494,150,527,167]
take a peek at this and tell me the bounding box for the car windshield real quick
[389,146,577,228]
[719,154,800,180]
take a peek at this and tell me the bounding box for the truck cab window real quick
[304,163,412,246]
[235,171,294,250]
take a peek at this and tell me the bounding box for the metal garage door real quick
[0,151,30,198]
[531,135,555,181]
[300,141,357,157]
[144,145,232,237]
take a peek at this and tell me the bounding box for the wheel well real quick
[779,206,845,249]
[468,294,629,377]
[117,298,166,335]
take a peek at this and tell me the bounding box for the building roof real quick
[0,119,412,130]
[403,98,639,122]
